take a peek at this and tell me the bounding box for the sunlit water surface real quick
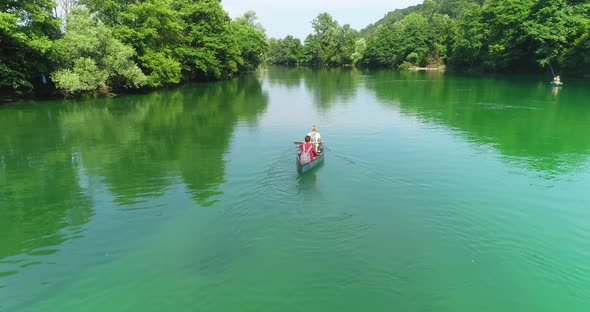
[1,67,590,311]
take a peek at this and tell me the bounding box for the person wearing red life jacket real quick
[299,135,317,164]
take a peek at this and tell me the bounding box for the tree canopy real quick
[266,0,590,76]
[1,0,267,96]
[266,13,365,67]
[0,0,60,89]
[2,0,590,97]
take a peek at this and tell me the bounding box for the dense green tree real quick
[428,13,455,65]
[285,36,306,65]
[333,24,360,65]
[75,0,266,86]
[266,36,305,65]
[561,12,590,75]
[478,0,536,71]
[399,13,430,66]
[51,9,147,94]
[363,23,403,67]
[4,0,590,97]
[269,12,360,67]
[175,0,238,80]
[83,0,183,86]
[266,38,282,64]
[359,0,590,74]
[435,0,481,18]
[363,13,440,68]
[302,34,321,65]
[351,38,367,66]
[309,13,340,65]
[231,11,268,72]
[175,1,265,80]
[360,0,479,37]
[453,0,590,73]
[448,7,486,71]
[523,0,581,67]
[0,0,60,89]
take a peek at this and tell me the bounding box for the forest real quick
[2,0,589,97]
[1,0,266,96]
[268,0,590,75]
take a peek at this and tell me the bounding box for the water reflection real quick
[266,65,590,177]
[59,76,268,206]
[266,66,590,181]
[364,69,590,175]
[264,66,306,89]
[0,108,93,264]
[0,75,268,266]
[266,66,362,111]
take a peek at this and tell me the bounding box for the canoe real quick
[296,145,325,173]
[550,81,563,86]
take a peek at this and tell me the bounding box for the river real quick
[1,67,589,311]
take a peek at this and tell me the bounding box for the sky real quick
[221,0,424,40]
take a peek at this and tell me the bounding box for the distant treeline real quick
[3,0,589,98]
[267,0,590,75]
[1,0,266,97]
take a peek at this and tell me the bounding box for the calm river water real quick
[1,67,590,311]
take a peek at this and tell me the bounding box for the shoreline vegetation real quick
[410,67,445,71]
[266,1,590,76]
[1,0,267,101]
[2,0,589,101]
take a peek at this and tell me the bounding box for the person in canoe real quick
[299,135,318,164]
[307,125,323,153]
[553,75,561,84]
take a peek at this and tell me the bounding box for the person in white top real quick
[307,125,322,153]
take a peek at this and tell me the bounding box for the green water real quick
[1,67,590,311]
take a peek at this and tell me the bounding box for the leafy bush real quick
[399,61,413,71]
[52,58,108,93]
[140,52,182,87]
[51,9,146,94]
[406,52,419,65]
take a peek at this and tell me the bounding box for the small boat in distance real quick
[295,142,325,174]
[550,81,563,86]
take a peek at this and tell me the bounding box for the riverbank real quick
[409,66,445,71]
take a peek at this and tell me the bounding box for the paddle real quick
[293,140,323,145]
